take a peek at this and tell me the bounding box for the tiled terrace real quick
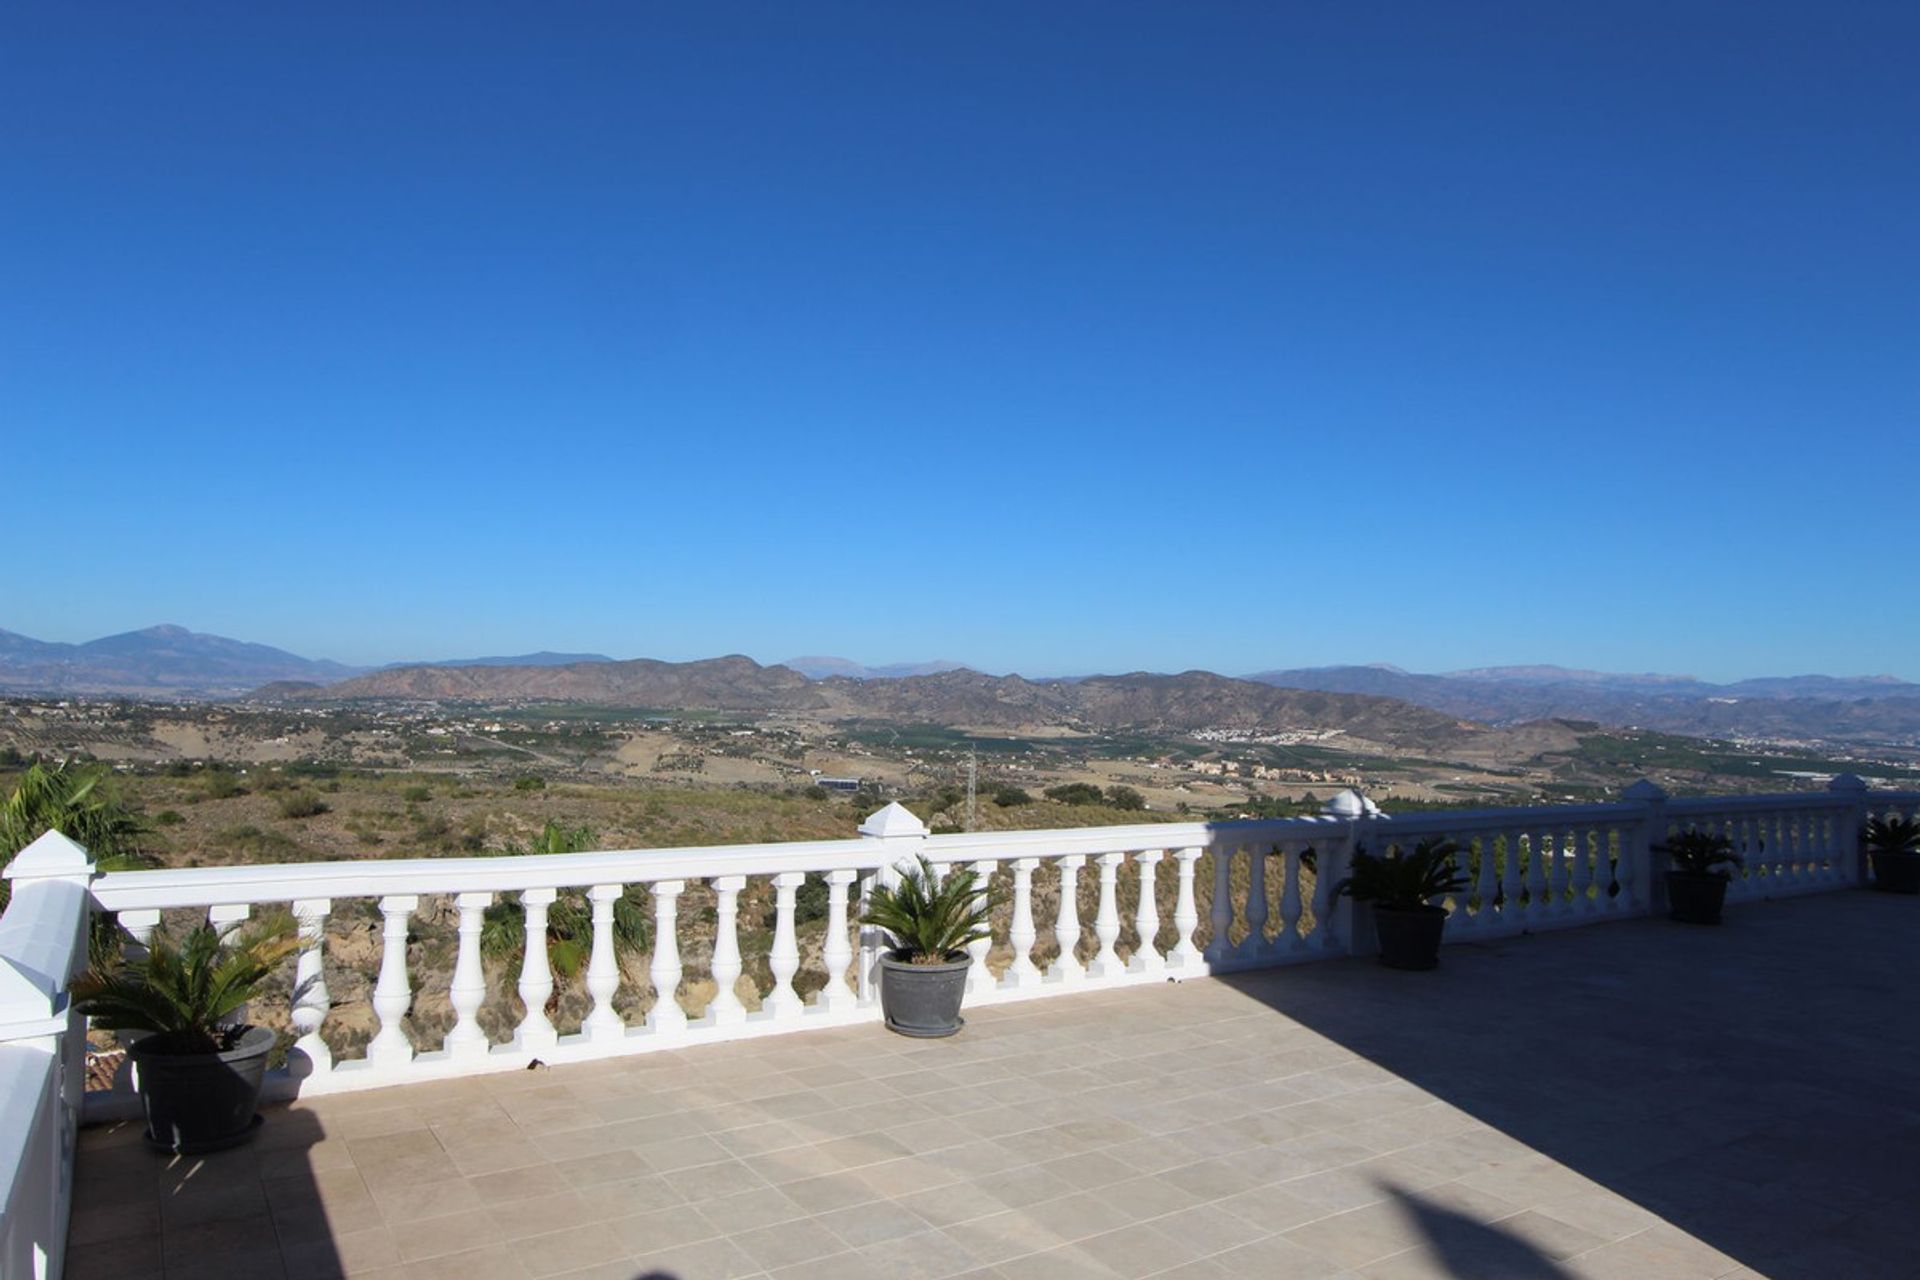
[65,891,1917,1280]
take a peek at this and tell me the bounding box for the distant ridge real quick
[782,656,969,680]
[0,625,363,697]
[1243,663,1920,741]
[393,651,616,669]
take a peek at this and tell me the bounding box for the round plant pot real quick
[1666,870,1730,925]
[1372,904,1447,971]
[1870,850,1920,895]
[878,950,972,1038]
[127,1024,275,1154]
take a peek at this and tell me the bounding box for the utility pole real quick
[966,747,978,832]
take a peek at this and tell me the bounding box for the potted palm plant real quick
[861,855,995,1037]
[1863,814,1920,894]
[1335,837,1467,970]
[71,910,302,1153]
[1657,828,1742,924]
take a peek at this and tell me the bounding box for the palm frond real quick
[861,855,999,962]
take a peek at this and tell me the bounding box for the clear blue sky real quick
[4,4,1915,680]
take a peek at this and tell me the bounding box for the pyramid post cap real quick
[1622,779,1669,803]
[859,802,929,839]
[1322,789,1379,819]
[1826,772,1869,794]
[3,830,95,881]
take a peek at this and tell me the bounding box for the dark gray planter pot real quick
[127,1024,275,1154]
[1870,850,1920,894]
[878,950,971,1038]
[1372,905,1447,970]
[1666,870,1730,925]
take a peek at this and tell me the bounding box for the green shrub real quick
[154,809,185,827]
[992,786,1032,807]
[1106,785,1146,811]
[402,785,432,804]
[514,775,545,792]
[276,792,329,819]
[1044,783,1104,806]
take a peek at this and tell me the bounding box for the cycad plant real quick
[479,822,648,981]
[1863,814,1920,855]
[1336,837,1469,911]
[861,855,996,963]
[1,759,153,913]
[70,911,303,1055]
[1657,829,1742,876]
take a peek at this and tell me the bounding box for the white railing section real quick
[0,775,1901,1125]
[0,833,94,1280]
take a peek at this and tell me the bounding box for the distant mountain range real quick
[1244,664,1920,741]
[782,656,969,680]
[275,656,1477,748]
[5,625,1916,745]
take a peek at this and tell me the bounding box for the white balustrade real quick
[817,870,857,1012]
[1089,851,1125,978]
[289,898,331,1078]
[1049,855,1087,984]
[366,895,417,1070]
[585,884,626,1041]
[1170,847,1203,968]
[647,880,687,1034]
[1129,851,1164,974]
[765,871,806,1020]
[964,860,996,996]
[1001,857,1044,988]
[444,891,491,1061]
[43,783,1900,1108]
[705,875,748,1027]
[515,888,559,1051]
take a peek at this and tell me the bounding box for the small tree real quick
[2,760,152,913]
[1106,785,1146,811]
[1045,783,1104,806]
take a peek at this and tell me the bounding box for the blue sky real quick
[3,4,1915,680]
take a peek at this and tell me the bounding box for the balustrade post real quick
[646,881,686,1034]
[1322,790,1376,957]
[1048,855,1087,984]
[765,871,806,1020]
[818,869,858,1012]
[367,895,417,1071]
[1001,857,1044,988]
[1170,847,1204,970]
[514,888,559,1052]
[444,891,492,1061]
[1828,773,1870,886]
[1129,850,1165,974]
[857,803,929,1006]
[1623,779,1669,916]
[705,875,748,1027]
[585,884,626,1042]
[289,898,332,1079]
[965,860,996,996]
[1089,851,1126,978]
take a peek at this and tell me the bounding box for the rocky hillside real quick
[285,655,1475,747]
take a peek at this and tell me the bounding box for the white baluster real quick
[706,875,748,1026]
[817,870,858,1012]
[647,880,687,1034]
[1241,844,1270,962]
[120,908,160,964]
[289,898,331,1079]
[514,888,558,1052]
[1525,830,1549,921]
[1277,845,1306,952]
[765,872,806,1021]
[1129,850,1165,974]
[443,891,491,1061]
[1571,827,1596,914]
[1090,851,1125,978]
[209,903,250,928]
[1049,855,1087,984]
[1499,830,1524,924]
[856,870,881,1004]
[1170,847,1204,969]
[965,860,996,996]
[1472,837,1497,928]
[1309,840,1339,952]
[585,884,626,1042]
[367,895,417,1071]
[1001,857,1043,988]
[1207,846,1234,964]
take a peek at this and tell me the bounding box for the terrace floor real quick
[65,890,1919,1280]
